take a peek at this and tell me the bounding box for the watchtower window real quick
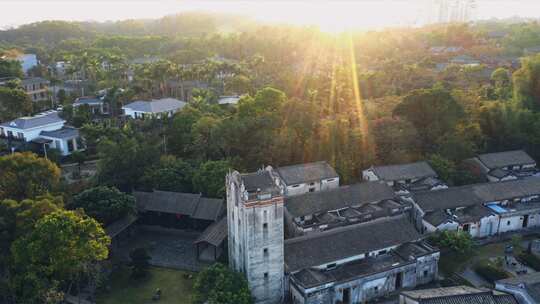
[264,272,269,280]
[263,248,269,257]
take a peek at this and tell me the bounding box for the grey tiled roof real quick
[478,150,536,169]
[473,177,540,202]
[123,98,186,113]
[284,215,422,272]
[285,181,395,218]
[413,185,482,212]
[105,214,138,238]
[0,111,64,129]
[240,170,281,195]
[414,177,540,212]
[423,209,451,226]
[371,161,437,182]
[276,161,338,185]
[401,286,517,304]
[195,217,227,246]
[192,197,224,221]
[40,126,79,139]
[134,190,223,221]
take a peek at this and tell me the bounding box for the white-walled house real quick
[122,98,186,119]
[412,177,540,238]
[73,96,108,115]
[0,111,65,141]
[275,161,339,197]
[39,127,84,156]
[0,111,83,156]
[363,161,447,194]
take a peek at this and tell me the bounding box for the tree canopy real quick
[10,209,110,303]
[0,152,61,201]
[71,186,136,225]
[193,263,253,304]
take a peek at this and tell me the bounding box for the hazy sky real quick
[2,0,540,30]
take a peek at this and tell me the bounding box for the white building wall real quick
[362,169,379,182]
[498,216,524,234]
[478,215,498,237]
[2,121,65,142]
[284,178,339,197]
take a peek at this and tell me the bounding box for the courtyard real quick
[96,266,195,304]
[113,226,213,271]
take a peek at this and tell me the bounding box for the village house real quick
[0,111,83,156]
[73,96,108,115]
[21,77,50,102]
[284,181,407,237]
[226,164,439,304]
[275,161,340,197]
[411,177,540,238]
[400,285,517,304]
[122,98,186,119]
[286,216,438,304]
[495,272,540,304]
[466,150,538,182]
[362,161,447,194]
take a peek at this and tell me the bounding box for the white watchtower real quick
[226,168,284,304]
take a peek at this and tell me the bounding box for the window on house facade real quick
[263,248,268,257]
[7,130,13,138]
[423,270,429,277]
[67,139,75,152]
[507,220,511,226]
[264,272,269,280]
[17,132,24,139]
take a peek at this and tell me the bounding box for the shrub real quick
[193,263,253,304]
[517,252,540,271]
[429,230,474,254]
[474,262,510,283]
[129,247,151,279]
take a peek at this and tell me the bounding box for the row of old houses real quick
[226,149,540,304]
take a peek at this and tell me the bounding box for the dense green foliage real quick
[129,247,151,279]
[429,231,474,254]
[0,152,61,201]
[517,251,540,271]
[193,263,253,304]
[0,86,32,121]
[474,261,510,283]
[10,210,110,302]
[71,186,136,225]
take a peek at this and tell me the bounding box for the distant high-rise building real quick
[429,0,477,24]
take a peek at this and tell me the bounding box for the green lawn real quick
[96,266,195,304]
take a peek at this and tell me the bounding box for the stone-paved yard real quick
[114,227,212,271]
